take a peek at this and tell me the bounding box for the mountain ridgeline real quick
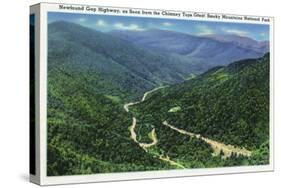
[109,29,268,67]
[47,21,270,176]
[48,21,208,101]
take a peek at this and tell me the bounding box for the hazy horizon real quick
[48,12,269,41]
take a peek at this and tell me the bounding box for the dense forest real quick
[47,67,171,175]
[130,53,270,167]
[46,21,270,176]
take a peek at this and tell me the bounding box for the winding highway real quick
[123,85,252,169]
[124,86,185,168]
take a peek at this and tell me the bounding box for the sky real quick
[48,12,269,41]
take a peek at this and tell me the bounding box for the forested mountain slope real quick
[48,21,204,101]
[130,53,269,165]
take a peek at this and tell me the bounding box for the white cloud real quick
[196,25,214,35]
[78,18,87,23]
[96,20,107,27]
[259,32,268,40]
[162,22,173,27]
[114,23,144,31]
[221,28,248,36]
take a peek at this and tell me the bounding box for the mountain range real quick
[48,22,205,101]
[48,21,268,101]
[109,29,268,67]
[46,21,270,175]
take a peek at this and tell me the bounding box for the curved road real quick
[124,85,252,169]
[124,86,185,168]
[163,121,252,158]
